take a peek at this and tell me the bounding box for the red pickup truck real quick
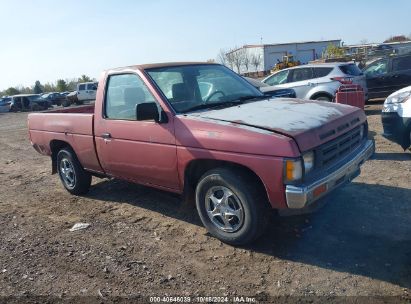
[28,62,374,245]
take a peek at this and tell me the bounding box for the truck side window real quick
[314,67,333,78]
[392,56,411,72]
[290,68,313,82]
[86,83,96,90]
[264,70,289,86]
[364,59,389,77]
[78,84,86,91]
[105,73,157,120]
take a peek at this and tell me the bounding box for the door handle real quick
[101,132,111,139]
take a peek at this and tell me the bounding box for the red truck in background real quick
[28,62,374,245]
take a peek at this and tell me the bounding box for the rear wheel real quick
[57,148,91,195]
[31,104,41,111]
[314,94,332,102]
[62,99,71,107]
[195,168,270,245]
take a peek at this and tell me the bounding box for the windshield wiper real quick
[181,100,244,113]
[180,95,268,114]
[236,95,267,102]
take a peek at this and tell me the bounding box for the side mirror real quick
[136,102,168,123]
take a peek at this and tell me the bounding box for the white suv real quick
[77,82,98,102]
[261,63,368,102]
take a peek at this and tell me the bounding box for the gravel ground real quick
[0,102,410,303]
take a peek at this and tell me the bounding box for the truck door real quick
[94,73,179,191]
[77,83,86,101]
[86,83,97,101]
[391,55,411,93]
[286,67,314,99]
[364,58,391,99]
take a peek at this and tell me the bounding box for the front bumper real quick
[285,139,375,209]
[381,112,410,149]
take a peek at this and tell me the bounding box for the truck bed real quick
[46,104,95,114]
[28,104,103,174]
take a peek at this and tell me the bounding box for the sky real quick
[0,0,410,90]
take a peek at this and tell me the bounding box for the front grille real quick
[315,126,363,169]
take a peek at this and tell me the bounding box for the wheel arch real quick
[182,159,269,205]
[309,91,334,101]
[50,140,73,174]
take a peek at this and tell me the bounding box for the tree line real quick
[217,47,262,74]
[0,75,96,97]
[383,35,411,43]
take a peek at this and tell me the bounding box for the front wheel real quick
[57,148,91,195]
[195,168,270,245]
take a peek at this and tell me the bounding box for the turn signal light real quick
[284,159,303,183]
[313,184,327,198]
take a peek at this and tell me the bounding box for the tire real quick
[195,168,270,245]
[403,124,411,150]
[314,95,332,102]
[31,104,40,111]
[62,99,71,107]
[57,148,91,195]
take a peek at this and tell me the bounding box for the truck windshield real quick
[146,64,264,113]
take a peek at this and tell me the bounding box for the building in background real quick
[228,39,341,74]
[344,41,411,57]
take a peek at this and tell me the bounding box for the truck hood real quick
[189,98,366,152]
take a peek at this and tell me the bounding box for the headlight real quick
[359,124,364,138]
[284,158,303,183]
[303,151,315,174]
[385,91,411,104]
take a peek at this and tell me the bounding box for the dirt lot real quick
[0,102,410,303]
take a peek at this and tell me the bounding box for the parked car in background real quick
[77,82,98,102]
[364,53,411,99]
[28,62,374,245]
[62,91,83,107]
[66,91,77,105]
[243,77,296,98]
[262,63,368,102]
[0,97,12,112]
[381,85,411,150]
[368,44,395,57]
[41,92,67,106]
[10,94,50,111]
